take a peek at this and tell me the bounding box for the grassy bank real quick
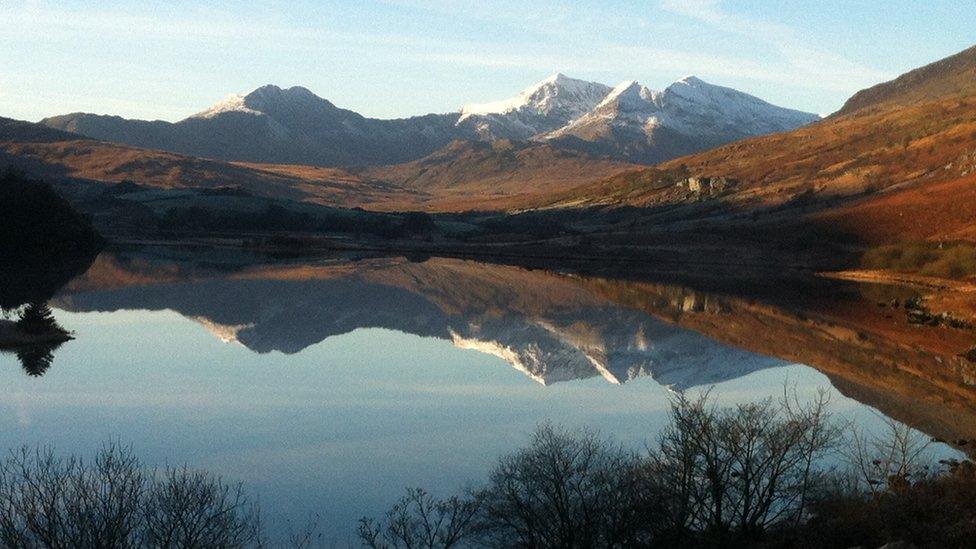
[862,241,976,279]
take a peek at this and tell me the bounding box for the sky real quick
[1,0,974,122]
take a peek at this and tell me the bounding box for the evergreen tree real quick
[15,302,66,335]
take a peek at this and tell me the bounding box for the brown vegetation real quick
[363,140,635,211]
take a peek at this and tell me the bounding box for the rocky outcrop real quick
[676,176,739,198]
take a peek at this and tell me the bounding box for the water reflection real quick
[53,253,788,389]
[12,341,62,377]
[43,249,976,448]
[0,252,93,377]
[4,247,975,540]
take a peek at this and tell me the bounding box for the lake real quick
[0,247,968,543]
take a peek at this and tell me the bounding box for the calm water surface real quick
[0,250,955,542]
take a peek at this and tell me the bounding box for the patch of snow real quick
[190,94,262,119]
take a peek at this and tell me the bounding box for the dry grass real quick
[862,241,976,279]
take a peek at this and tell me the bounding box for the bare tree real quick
[650,387,841,544]
[140,466,261,548]
[476,423,650,548]
[0,443,145,548]
[0,444,263,549]
[844,415,934,495]
[286,514,323,549]
[359,487,482,549]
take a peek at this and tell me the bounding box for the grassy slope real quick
[363,140,635,211]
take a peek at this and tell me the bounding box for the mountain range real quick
[40,74,818,167]
[3,44,976,271]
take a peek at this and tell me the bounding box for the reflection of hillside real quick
[53,251,976,448]
[53,254,785,389]
[573,276,976,449]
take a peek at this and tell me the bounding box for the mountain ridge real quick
[40,75,819,168]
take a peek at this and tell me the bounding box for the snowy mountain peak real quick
[190,93,262,119]
[457,74,613,140]
[542,72,571,84]
[597,81,660,110]
[460,74,610,119]
[544,74,819,163]
[190,85,330,120]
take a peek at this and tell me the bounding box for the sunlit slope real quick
[544,45,976,245]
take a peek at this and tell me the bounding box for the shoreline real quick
[820,269,976,292]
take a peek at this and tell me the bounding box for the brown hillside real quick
[543,45,976,247]
[364,140,635,210]
[838,44,976,116]
[1,118,633,213]
[0,117,418,207]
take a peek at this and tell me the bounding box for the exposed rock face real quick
[677,176,739,197]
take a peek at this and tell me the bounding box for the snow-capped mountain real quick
[456,74,612,140]
[41,75,818,168]
[190,94,261,119]
[545,76,820,163]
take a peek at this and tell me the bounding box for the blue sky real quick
[1,0,973,122]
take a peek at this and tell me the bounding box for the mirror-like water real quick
[0,249,966,542]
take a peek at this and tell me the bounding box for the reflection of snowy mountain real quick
[55,256,788,389]
[447,308,785,389]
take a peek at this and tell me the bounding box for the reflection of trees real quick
[14,342,62,377]
[16,302,66,335]
[1,302,70,378]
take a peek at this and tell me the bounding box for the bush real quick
[861,241,976,278]
[358,487,481,549]
[478,424,652,548]
[0,444,262,548]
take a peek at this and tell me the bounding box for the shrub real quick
[861,241,976,278]
[0,444,262,549]
[363,390,842,548]
[477,424,651,548]
[0,169,103,258]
